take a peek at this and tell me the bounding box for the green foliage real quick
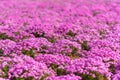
[11,77,33,80]
[40,74,49,80]
[14,31,20,35]
[22,49,34,57]
[70,46,78,55]
[32,32,56,43]
[92,11,99,16]
[38,46,47,54]
[102,59,114,73]
[2,65,9,77]
[94,72,108,80]
[47,37,56,43]
[81,74,95,80]
[81,41,91,51]
[0,33,13,40]
[32,32,45,38]
[49,64,59,70]
[56,68,66,76]
[49,64,67,76]
[0,48,3,56]
[75,71,108,80]
[99,30,105,36]
[103,59,114,63]
[109,64,115,73]
[67,46,80,59]
[16,78,25,80]
[25,77,33,80]
[66,30,77,37]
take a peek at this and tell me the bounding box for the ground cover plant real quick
[0,0,120,80]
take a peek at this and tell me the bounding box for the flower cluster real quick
[0,0,120,80]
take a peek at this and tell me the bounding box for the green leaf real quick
[71,46,77,55]
[20,78,25,80]
[38,46,48,54]
[67,46,80,59]
[47,38,56,43]
[56,68,66,76]
[75,71,108,80]
[0,48,3,56]
[2,65,9,77]
[32,32,45,38]
[11,77,31,80]
[66,30,77,37]
[16,78,25,80]
[14,31,20,35]
[40,74,49,80]
[0,33,13,40]
[94,72,108,80]
[99,30,104,36]
[49,64,59,69]
[22,49,34,57]
[49,64,67,76]
[109,64,115,73]
[81,74,95,80]
[81,41,91,51]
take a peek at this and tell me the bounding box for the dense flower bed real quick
[0,0,120,80]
